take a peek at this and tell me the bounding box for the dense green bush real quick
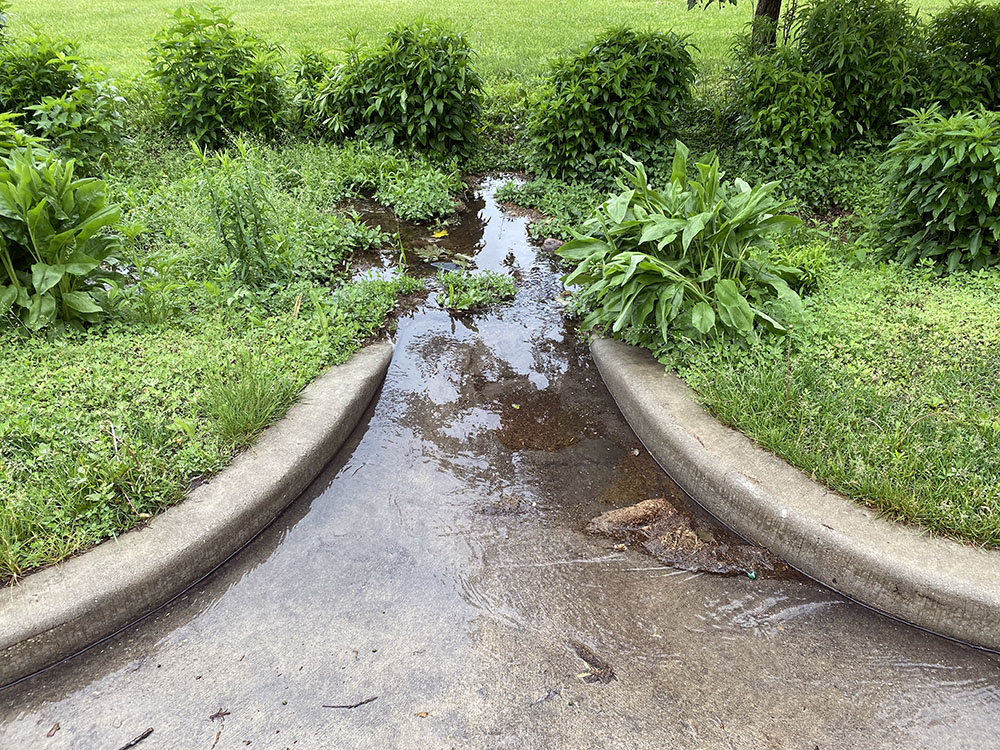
[796,0,923,140]
[557,144,802,351]
[0,35,124,167]
[0,35,82,114]
[149,6,287,147]
[528,28,695,180]
[309,22,482,158]
[925,0,1000,110]
[27,77,124,167]
[0,147,122,330]
[879,107,1000,272]
[290,48,333,132]
[735,47,836,163]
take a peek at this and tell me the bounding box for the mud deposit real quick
[2,179,999,750]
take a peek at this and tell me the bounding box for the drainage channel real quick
[1,179,998,749]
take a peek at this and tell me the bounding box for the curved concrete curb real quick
[592,337,1000,650]
[0,342,393,687]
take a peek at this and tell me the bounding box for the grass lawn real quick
[6,0,949,78]
[675,260,1000,546]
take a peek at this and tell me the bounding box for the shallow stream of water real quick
[1,180,998,749]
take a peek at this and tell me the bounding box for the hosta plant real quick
[0,147,122,330]
[557,143,802,351]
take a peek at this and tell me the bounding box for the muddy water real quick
[2,180,999,749]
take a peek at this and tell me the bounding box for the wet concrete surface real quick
[2,180,1000,749]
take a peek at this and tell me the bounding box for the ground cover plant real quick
[436,268,516,311]
[673,259,1000,545]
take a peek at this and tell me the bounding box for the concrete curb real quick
[591,338,1000,650]
[0,342,394,687]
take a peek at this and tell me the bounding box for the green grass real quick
[0,138,435,581]
[6,0,949,78]
[674,259,1000,546]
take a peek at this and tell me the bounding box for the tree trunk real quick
[753,0,782,48]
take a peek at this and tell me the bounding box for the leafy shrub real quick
[924,0,1000,111]
[27,77,124,167]
[528,28,695,180]
[436,268,516,311]
[557,144,801,351]
[0,147,122,330]
[735,47,836,163]
[194,139,289,285]
[310,22,482,158]
[290,48,333,132]
[0,34,82,114]
[149,6,287,147]
[796,0,923,140]
[0,35,124,167]
[879,107,1000,272]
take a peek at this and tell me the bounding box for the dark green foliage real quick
[309,21,482,158]
[290,48,333,132]
[0,35,123,167]
[528,28,696,180]
[27,77,124,168]
[879,107,1000,272]
[149,6,287,147]
[0,34,81,114]
[0,147,122,330]
[924,0,1000,110]
[558,145,802,351]
[466,77,531,173]
[796,0,923,140]
[735,46,836,163]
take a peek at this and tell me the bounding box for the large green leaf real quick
[62,290,102,314]
[31,262,66,295]
[715,279,754,333]
[691,301,716,334]
[0,284,16,313]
